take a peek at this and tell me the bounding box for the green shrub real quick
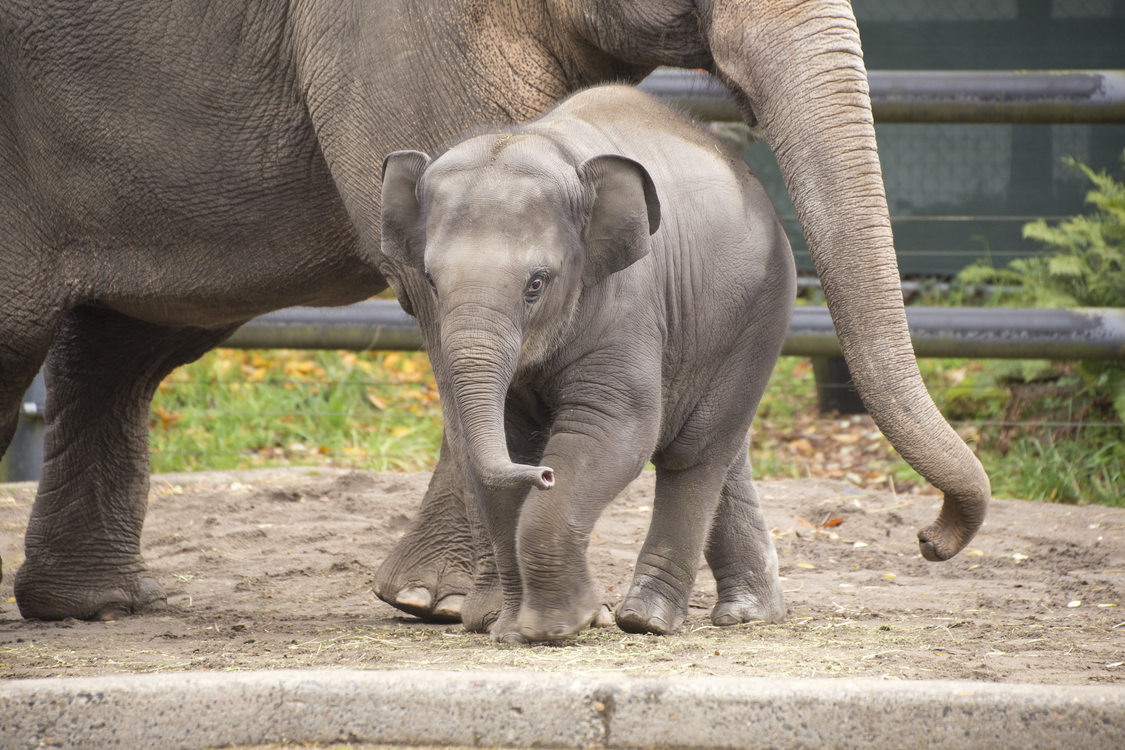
[952,151,1125,504]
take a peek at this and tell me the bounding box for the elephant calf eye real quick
[424,271,438,296]
[524,273,549,302]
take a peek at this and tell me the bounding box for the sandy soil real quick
[1,468,1122,684]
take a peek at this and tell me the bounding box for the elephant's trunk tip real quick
[480,463,556,492]
[916,482,990,561]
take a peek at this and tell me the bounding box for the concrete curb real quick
[2,670,1123,749]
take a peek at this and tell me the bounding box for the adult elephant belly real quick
[92,229,384,330]
[39,146,385,328]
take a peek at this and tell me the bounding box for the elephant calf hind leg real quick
[706,453,785,626]
[616,463,726,635]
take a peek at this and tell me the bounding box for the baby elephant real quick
[380,85,794,643]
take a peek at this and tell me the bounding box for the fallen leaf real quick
[796,562,816,569]
[1067,600,1082,608]
[820,517,844,529]
[789,438,814,455]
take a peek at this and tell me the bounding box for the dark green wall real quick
[744,0,1125,276]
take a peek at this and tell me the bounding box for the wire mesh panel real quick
[745,0,1125,276]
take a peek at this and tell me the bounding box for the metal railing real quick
[224,300,1125,361]
[639,68,1125,124]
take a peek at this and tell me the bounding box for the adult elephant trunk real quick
[440,304,555,493]
[706,0,988,560]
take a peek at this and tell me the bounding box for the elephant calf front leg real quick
[512,430,652,643]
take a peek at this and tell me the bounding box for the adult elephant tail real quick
[705,0,989,559]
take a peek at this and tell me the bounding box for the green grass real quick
[921,357,1124,505]
[150,349,443,474]
[150,348,1123,507]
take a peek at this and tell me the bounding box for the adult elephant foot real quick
[14,560,166,621]
[373,450,474,622]
[372,533,472,622]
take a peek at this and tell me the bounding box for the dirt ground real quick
[1,468,1122,684]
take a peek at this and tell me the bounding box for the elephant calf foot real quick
[711,589,786,626]
[615,593,689,635]
[517,592,601,643]
[614,570,696,635]
[711,562,786,626]
[14,562,166,621]
[488,611,529,644]
[373,537,473,623]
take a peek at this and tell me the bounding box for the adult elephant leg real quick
[14,306,238,620]
[706,445,785,626]
[0,272,62,589]
[458,487,503,634]
[0,293,59,463]
[373,435,474,622]
[706,0,989,559]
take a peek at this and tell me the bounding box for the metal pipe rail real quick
[5,303,1121,482]
[638,68,1125,124]
[224,301,1125,361]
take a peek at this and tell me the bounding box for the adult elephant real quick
[0,0,988,622]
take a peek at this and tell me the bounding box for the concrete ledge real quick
[2,670,1123,749]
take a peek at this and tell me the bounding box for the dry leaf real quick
[788,438,814,455]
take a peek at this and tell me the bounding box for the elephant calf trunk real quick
[477,460,556,492]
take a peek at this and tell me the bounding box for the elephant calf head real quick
[380,135,661,492]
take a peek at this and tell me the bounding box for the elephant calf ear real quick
[380,150,432,266]
[577,154,661,287]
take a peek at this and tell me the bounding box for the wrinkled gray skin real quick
[0,0,988,622]
[381,86,794,641]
